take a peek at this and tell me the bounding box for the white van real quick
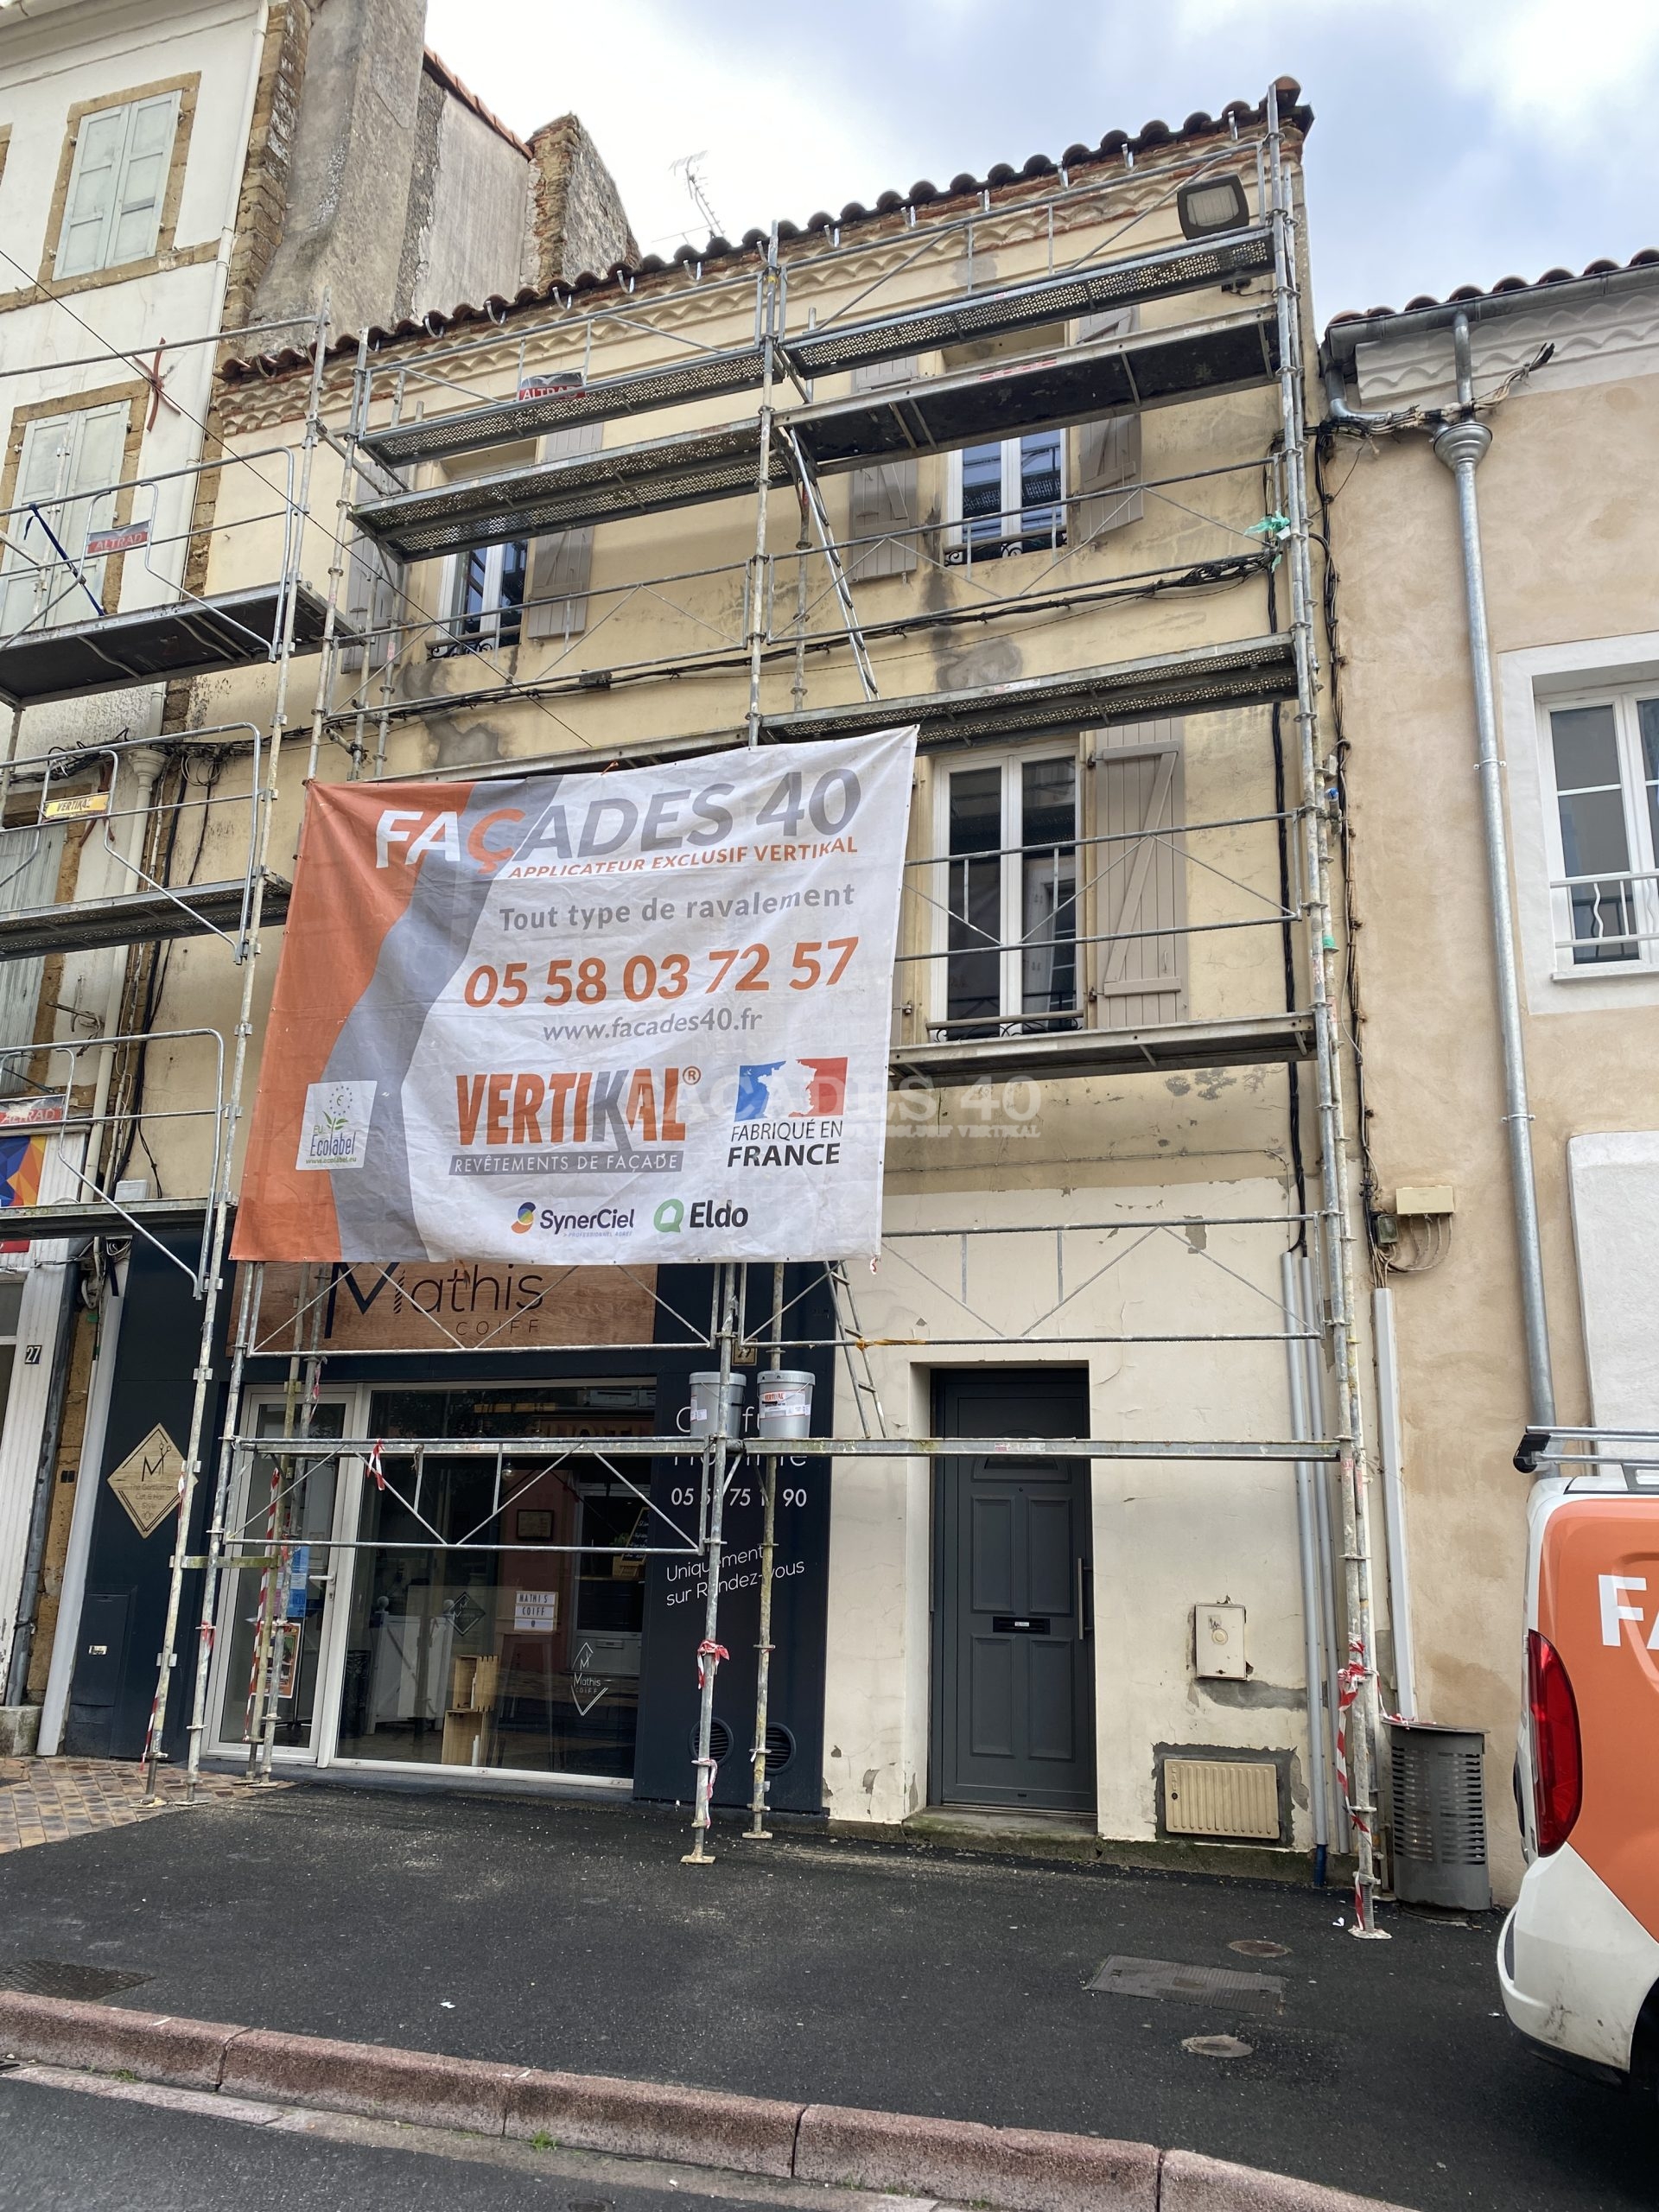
[1497,1458,1659,2092]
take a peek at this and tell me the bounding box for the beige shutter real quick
[1090,718,1185,1030]
[848,356,918,579]
[340,537,398,674]
[0,824,67,1097]
[1073,308,1142,542]
[525,422,603,640]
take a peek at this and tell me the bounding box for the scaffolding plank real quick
[352,309,1280,563]
[0,1197,202,1245]
[891,1010,1313,1088]
[0,584,343,709]
[358,229,1274,471]
[0,876,291,963]
[761,633,1298,747]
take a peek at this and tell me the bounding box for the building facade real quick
[1325,259,1659,1898]
[2,70,1427,1901]
[0,0,631,1754]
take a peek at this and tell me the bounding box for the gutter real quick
[1321,304,1559,1430]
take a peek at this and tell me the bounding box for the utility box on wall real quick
[1194,1603,1246,1678]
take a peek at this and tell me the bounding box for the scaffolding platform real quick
[0,584,344,709]
[359,227,1275,471]
[762,632,1297,747]
[0,1195,203,1244]
[892,1010,1313,1086]
[352,308,1281,563]
[0,876,290,963]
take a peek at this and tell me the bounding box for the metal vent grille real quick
[1162,1758,1280,1840]
[1391,1735,1487,1865]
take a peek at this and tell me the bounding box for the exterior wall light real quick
[1177,175,1250,239]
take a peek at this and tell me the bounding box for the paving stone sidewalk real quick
[0,1757,266,1855]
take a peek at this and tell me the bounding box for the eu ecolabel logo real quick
[295,1079,376,1173]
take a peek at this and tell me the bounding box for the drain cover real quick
[1184,2034,1254,2059]
[1229,1938,1291,1960]
[1,1961,153,2002]
[1087,1955,1284,2011]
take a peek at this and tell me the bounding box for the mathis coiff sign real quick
[233,728,918,1268]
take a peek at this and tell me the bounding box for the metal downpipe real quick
[1433,314,1555,1427]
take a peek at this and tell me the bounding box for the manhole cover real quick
[1087,1955,1284,2012]
[1,1961,153,2003]
[1229,1938,1291,1959]
[1183,2034,1254,2059]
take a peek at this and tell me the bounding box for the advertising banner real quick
[232,727,917,1266]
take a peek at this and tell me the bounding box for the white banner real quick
[237,727,917,1266]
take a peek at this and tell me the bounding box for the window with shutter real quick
[0,405,129,636]
[55,92,181,280]
[526,422,604,640]
[931,744,1080,1037]
[0,825,67,1098]
[848,359,918,580]
[1089,719,1186,1030]
[1072,308,1144,543]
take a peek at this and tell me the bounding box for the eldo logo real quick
[654,1199,683,1232]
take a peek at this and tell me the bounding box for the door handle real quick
[1077,1557,1091,1640]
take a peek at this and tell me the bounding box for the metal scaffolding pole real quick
[1265,91,1384,1935]
[182,1261,263,1796]
[745,238,781,748]
[683,1261,741,1862]
[141,302,333,1802]
[745,1262,786,1840]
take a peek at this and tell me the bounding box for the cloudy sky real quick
[423,0,1659,321]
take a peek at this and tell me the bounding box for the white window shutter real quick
[0,826,67,1097]
[1091,718,1185,1029]
[65,405,127,614]
[56,107,127,278]
[1073,308,1143,542]
[526,422,602,640]
[0,420,72,633]
[110,93,181,268]
[848,357,918,578]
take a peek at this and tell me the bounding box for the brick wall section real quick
[528,113,638,289]
[221,0,314,335]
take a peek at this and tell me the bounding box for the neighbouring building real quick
[0,0,630,1755]
[1325,253,1659,1897]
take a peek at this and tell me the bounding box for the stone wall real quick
[529,112,639,288]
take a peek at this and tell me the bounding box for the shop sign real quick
[106,1422,184,1538]
[514,1589,557,1633]
[247,1259,657,1351]
[232,728,917,1267]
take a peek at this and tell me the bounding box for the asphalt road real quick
[0,1781,1652,2212]
[0,2075,791,2212]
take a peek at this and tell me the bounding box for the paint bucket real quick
[685,1371,746,1440]
[756,1368,814,1440]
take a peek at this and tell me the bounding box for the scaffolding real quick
[2,89,1384,1924]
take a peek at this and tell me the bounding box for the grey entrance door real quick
[931,1370,1095,1813]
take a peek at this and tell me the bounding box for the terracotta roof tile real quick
[1327,246,1659,330]
[220,79,1311,385]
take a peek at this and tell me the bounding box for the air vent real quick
[1162,1758,1280,1840]
[689,1717,734,1764]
